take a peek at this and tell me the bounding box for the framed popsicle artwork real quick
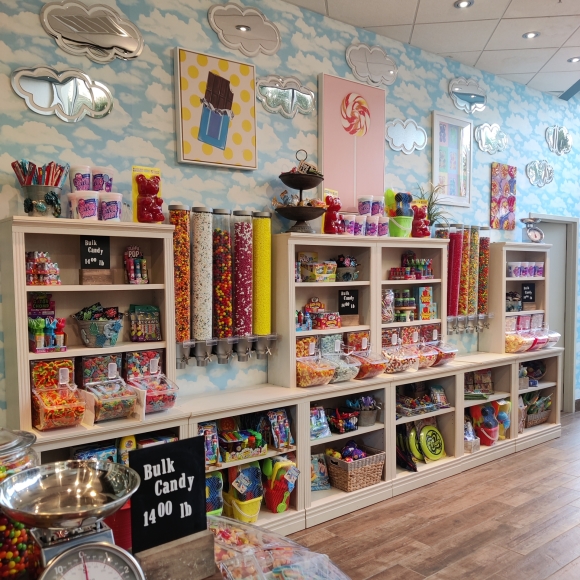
[174,47,257,169]
[318,74,386,212]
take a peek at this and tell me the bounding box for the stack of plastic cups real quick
[191,207,213,366]
[253,212,272,359]
[233,211,253,361]
[169,204,191,369]
[213,209,234,363]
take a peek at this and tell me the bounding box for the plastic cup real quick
[527,262,535,277]
[365,215,379,236]
[378,216,389,237]
[520,262,529,277]
[342,214,355,235]
[371,198,384,216]
[535,262,544,277]
[92,166,115,192]
[507,262,521,277]
[69,191,99,220]
[357,196,373,216]
[354,215,366,236]
[69,166,92,192]
[99,192,123,222]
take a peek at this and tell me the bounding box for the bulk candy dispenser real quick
[467,226,480,332]
[169,204,191,369]
[233,210,255,361]
[457,225,471,325]
[447,224,463,334]
[477,226,491,331]
[212,209,236,364]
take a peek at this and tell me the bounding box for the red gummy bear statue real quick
[323,194,342,234]
[411,205,430,238]
[136,174,164,223]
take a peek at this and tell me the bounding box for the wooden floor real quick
[290,412,580,580]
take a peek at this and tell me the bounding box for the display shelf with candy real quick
[382,278,443,285]
[296,281,371,287]
[311,423,385,445]
[463,392,511,408]
[26,284,165,292]
[518,381,557,395]
[382,318,442,329]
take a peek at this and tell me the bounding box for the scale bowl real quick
[279,172,323,192]
[275,206,326,234]
[0,460,140,530]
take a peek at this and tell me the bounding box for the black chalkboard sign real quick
[522,283,536,302]
[338,289,359,315]
[80,235,110,269]
[130,437,206,553]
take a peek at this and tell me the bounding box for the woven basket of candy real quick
[326,445,385,492]
[525,409,551,428]
[74,318,123,348]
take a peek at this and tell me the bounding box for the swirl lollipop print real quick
[340,92,371,201]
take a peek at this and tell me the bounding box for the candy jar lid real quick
[233,210,253,216]
[168,203,190,211]
[252,211,272,218]
[191,206,213,213]
[0,429,36,462]
[213,208,231,215]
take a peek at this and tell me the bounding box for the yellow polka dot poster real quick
[175,48,257,170]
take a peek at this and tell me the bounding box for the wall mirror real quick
[449,77,487,113]
[526,160,554,188]
[256,76,314,118]
[474,123,508,154]
[11,66,113,123]
[546,125,572,155]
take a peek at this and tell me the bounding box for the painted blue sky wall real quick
[0,0,579,425]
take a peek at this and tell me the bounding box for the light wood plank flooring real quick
[290,412,580,579]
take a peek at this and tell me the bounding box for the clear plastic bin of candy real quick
[343,330,370,351]
[414,343,438,369]
[127,373,179,413]
[527,327,549,351]
[431,342,459,366]
[546,330,561,348]
[85,379,137,422]
[382,345,419,374]
[321,353,361,383]
[505,331,535,354]
[396,395,438,417]
[31,387,85,430]
[296,357,337,388]
[318,333,343,355]
[349,351,387,380]
[296,335,318,358]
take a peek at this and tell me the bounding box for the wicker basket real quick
[326,445,385,492]
[525,409,551,428]
[358,409,378,427]
[518,406,527,434]
[74,318,123,348]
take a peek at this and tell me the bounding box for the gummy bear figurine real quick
[136,174,164,223]
[411,204,431,238]
[323,194,342,234]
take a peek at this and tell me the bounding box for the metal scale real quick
[0,460,145,580]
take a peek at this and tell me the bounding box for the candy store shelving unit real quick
[0,216,185,457]
[479,242,551,354]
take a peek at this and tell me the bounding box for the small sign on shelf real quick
[338,289,359,326]
[79,235,112,284]
[522,283,536,311]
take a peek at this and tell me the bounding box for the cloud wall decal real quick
[256,75,315,118]
[475,123,508,154]
[526,160,554,188]
[385,119,427,154]
[346,43,398,87]
[208,3,281,57]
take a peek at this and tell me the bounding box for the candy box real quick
[127,373,178,414]
[83,379,137,423]
[77,354,122,386]
[137,435,178,449]
[301,262,337,281]
[30,358,74,389]
[72,443,117,463]
[218,430,267,462]
[31,387,85,431]
[304,297,325,313]
[123,349,163,380]
[312,312,341,330]
[297,252,319,263]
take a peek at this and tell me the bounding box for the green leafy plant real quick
[414,183,452,227]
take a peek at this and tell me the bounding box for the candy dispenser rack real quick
[447,224,463,334]
[253,212,274,359]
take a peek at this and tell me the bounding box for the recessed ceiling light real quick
[568,56,580,63]
[523,31,540,39]
[236,25,251,32]
[454,0,474,7]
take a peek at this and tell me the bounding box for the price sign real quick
[338,289,359,316]
[130,437,206,553]
[522,283,536,302]
[80,235,110,269]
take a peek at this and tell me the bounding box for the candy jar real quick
[381,289,395,323]
[191,207,214,366]
[433,222,449,239]
[213,209,234,364]
[233,210,254,361]
[457,224,471,318]
[477,226,490,330]
[0,429,41,577]
[253,212,273,359]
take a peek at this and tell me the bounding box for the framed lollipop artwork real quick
[432,111,472,207]
[318,74,386,212]
[490,162,516,230]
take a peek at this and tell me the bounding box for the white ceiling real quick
[281,0,580,97]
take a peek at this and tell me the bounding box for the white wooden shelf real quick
[463,391,511,408]
[296,325,370,336]
[506,277,545,281]
[206,446,297,473]
[505,310,544,317]
[395,407,455,425]
[26,284,164,292]
[519,422,558,439]
[382,279,442,285]
[310,423,384,446]
[295,281,370,287]
[395,455,456,478]
[381,319,441,329]
[28,341,167,360]
[518,381,557,394]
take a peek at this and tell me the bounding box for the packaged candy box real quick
[31,387,85,431]
[128,373,179,414]
[85,379,137,422]
[123,350,162,380]
[71,444,117,463]
[77,354,122,386]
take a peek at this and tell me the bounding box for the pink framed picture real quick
[490,162,516,230]
[318,74,386,212]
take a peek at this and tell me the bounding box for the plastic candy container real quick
[86,379,137,422]
[296,357,337,388]
[350,351,387,379]
[318,333,343,355]
[128,374,179,413]
[31,387,85,430]
[478,227,490,315]
[78,354,122,386]
[381,289,395,323]
[414,343,438,369]
[447,224,464,317]
[213,209,233,339]
[382,345,419,374]
[233,211,253,337]
[344,330,370,351]
[169,204,191,343]
[124,350,162,380]
[432,342,458,366]
[253,212,272,336]
[296,335,317,358]
[30,358,74,389]
[528,326,549,351]
[546,330,561,348]
[322,354,361,383]
[505,332,533,353]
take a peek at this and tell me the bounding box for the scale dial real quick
[39,543,145,580]
[526,226,544,243]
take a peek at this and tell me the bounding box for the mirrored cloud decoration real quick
[546,125,572,155]
[474,123,508,155]
[208,3,280,57]
[346,43,398,87]
[526,160,554,188]
[40,0,144,64]
[449,77,487,113]
[385,119,427,154]
[11,66,113,123]
[256,76,315,119]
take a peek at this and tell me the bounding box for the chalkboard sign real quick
[130,437,206,553]
[338,289,359,315]
[522,283,536,302]
[80,235,110,269]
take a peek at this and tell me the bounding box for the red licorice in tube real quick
[447,231,463,317]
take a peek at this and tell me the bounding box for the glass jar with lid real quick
[0,429,38,482]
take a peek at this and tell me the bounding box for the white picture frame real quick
[432,111,472,207]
